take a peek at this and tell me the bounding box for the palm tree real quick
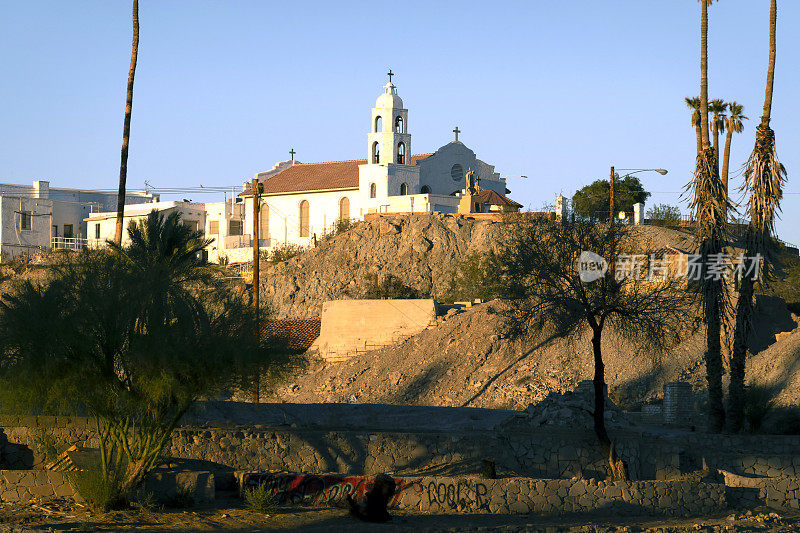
[691,0,727,432]
[729,0,786,433]
[709,99,728,171]
[114,0,140,245]
[685,97,703,156]
[721,102,748,193]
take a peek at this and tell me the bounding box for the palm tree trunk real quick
[762,0,777,123]
[721,127,734,194]
[114,0,140,245]
[700,0,711,149]
[695,124,703,156]
[729,274,754,432]
[706,291,726,432]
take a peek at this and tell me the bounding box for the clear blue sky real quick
[2,1,798,244]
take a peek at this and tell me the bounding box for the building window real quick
[184,220,199,233]
[400,183,408,195]
[299,200,310,237]
[451,164,464,182]
[63,224,73,238]
[95,223,101,239]
[209,220,219,235]
[229,220,244,236]
[421,185,431,194]
[369,183,377,198]
[397,142,405,164]
[52,225,58,237]
[375,115,383,132]
[372,142,380,164]
[339,197,350,220]
[20,211,32,231]
[395,116,404,133]
[260,203,269,239]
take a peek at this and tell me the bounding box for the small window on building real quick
[63,224,73,238]
[400,183,408,195]
[20,211,32,231]
[451,164,464,182]
[299,200,310,238]
[395,116,404,133]
[260,203,269,239]
[209,220,219,235]
[375,115,383,132]
[52,225,58,237]
[95,223,101,239]
[397,142,405,164]
[420,185,431,194]
[339,197,350,220]
[369,183,377,198]
[229,220,244,236]
[372,142,380,164]
[184,220,199,233]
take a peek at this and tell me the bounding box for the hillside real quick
[259,214,699,318]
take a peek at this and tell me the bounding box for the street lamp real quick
[609,167,668,224]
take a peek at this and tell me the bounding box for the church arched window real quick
[397,142,406,164]
[395,116,404,133]
[375,116,383,132]
[420,185,431,194]
[400,183,408,195]
[369,183,377,198]
[372,142,380,164]
[339,197,350,220]
[451,163,464,182]
[299,200,310,237]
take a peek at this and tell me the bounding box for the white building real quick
[241,75,517,250]
[0,180,157,262]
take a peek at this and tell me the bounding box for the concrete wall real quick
[239,472,726,517]
[316,299,437,361]
[0,196,53,261]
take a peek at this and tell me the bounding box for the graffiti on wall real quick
[241,473,422,508]
[426,480,489,512]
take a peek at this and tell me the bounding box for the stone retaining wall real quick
[238,472,727,517]
[721,471,800,511]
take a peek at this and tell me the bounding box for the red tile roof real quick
[250,154,433,195]
[477,189,523,207]
[261,318,321,353]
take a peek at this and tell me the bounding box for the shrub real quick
[742,386,776,433]
[69,467,126,512]
[325,218,356,239]
[167,486,194,509]
[243,482,277,514]
[360,273,428,299]
[646,204,682,227]
[268,243,304,264]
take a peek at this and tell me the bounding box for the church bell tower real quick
[367,70,411,166]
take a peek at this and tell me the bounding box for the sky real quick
[1,1,799,245]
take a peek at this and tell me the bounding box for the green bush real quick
[742,386,776,433]
[360,273,428,299]
[325,218,356,239]
[646,204,682,227]
[268,243,304,264]
[69,467,126,512]
[243,482,277,514]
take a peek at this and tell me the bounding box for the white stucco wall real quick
[417,142,506,197]
[0,197,53,262]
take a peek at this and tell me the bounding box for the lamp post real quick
[609,167,668,224]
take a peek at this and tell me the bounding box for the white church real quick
[86,74,521,263]
[238,73,520,250]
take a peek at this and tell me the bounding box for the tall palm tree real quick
[729,0,786,432]
[709,99,728,171]
[721,102,748,193]
[685,96,703,156]
[691,0,727,432]
[114,0,140,245]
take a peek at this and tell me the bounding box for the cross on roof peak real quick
[289,148,296,161]
[387,69,394,83]
[453,126,461,142]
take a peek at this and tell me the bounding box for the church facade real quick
[240,75,518,251]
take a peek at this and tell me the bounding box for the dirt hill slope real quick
[260,214,699,318]
[268,298,799,411]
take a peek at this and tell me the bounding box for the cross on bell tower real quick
[387,68,394,84]
[367,72,410,165]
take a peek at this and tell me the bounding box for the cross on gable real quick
[453,126,461,142]
[289,148,296,161]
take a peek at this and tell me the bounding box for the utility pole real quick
[609,166,615,225]
[250,177,263,403]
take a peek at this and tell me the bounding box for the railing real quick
[51,237,106,250]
